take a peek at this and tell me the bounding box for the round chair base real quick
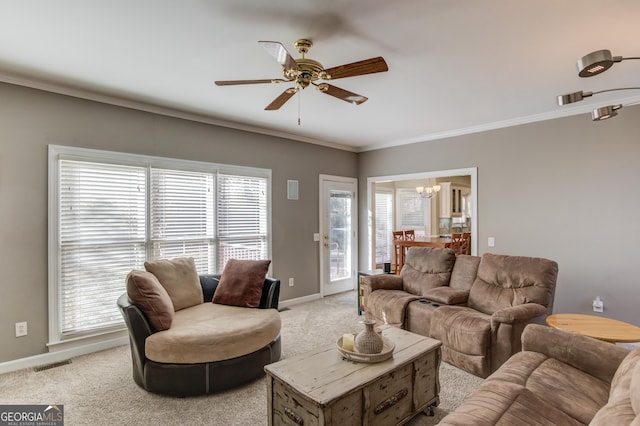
[136,335,281,396]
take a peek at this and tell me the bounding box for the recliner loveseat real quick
[362,247,558,378]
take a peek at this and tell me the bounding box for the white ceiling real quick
[1,1,639,152]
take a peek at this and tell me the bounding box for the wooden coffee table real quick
[265,326,441,426]
[546,313,640,343]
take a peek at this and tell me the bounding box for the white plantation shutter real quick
[51,146,271,344]
[375,190,393,264]
[217,174,268,270]
[59,160,146,335]
[150,168,215,272]
[396,188,427,237]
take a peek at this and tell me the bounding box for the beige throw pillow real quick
[126,270,174,331]
[212,259,271,308]
[144,257,203,310]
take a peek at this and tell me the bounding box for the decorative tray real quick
[336,336,395,363]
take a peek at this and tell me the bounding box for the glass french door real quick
[320,176,357,296]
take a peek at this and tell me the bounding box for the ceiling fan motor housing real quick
[284,58,326,88]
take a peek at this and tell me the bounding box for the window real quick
[374,189,393,265]
[396,188,429,238]
[48,146,271,345]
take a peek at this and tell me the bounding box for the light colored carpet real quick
[0,291,483,425]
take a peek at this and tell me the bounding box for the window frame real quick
[47,145,272,348]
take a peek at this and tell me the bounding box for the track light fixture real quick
[591,104,622,121]
[577,50,639,77]
[557,49,640,121]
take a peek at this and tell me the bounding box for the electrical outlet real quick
[593,296,604,313]
[15,321,28,337]
[289,278,294,287]
[488,237,495,247]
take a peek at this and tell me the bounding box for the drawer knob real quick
[284,407,304,425]
[374,388,409,415]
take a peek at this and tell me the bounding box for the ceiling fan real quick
[215,39,388,110]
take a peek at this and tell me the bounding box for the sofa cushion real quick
[591,347,640,425]
[430,306,491,356]
[468,253,558,315]
[145,302,281,364]
[493,351,609,424]
[401,247,456,297]
[144,257,203,311]
[449,254,481,290]
[212,259,271,308]
[438,380,583,426]
[429,306,492,377]
[126,270,174,331]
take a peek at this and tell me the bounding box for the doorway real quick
[319,175,357,296]
[366,167,478,270]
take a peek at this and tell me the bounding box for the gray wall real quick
[358,105,640,326]
[0,82,357,362]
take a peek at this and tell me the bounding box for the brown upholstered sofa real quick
[440,324,639,425]
[362,247,558,378]
[118,259,282,396]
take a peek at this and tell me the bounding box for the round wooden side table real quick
[546,313,640,343]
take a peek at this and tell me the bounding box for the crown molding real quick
[0,72,358,153]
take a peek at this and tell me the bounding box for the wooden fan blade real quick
[319,84,368,105]
[258,41,300,71]
[265,89,297,110]
[215,79,286,86]
[324,57,388,80]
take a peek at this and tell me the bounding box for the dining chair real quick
[460,232,471,255]
[404,229,416,241]
[392,230,405,274]
[450,233,464,255]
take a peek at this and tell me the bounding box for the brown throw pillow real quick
[144,257,203,310]
[212,259,271,308]
[126,270,174,331]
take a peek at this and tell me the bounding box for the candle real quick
[342,333,354,351]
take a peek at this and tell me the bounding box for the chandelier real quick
[416,184,440,199]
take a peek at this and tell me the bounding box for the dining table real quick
[393,236,452,272]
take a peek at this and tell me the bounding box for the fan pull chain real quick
[297,89,301,125]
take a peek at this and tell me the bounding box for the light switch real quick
[488,237,495,247]
[313,233,320,241]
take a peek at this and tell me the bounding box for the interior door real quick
[320,176,357,296]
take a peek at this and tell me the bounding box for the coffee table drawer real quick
[363,363,413,425]
[272,379,363,425]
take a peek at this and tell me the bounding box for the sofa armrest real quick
[117,293,154,385]
[522,324,630,384]
[491,303,547,326]
[361,274,404,292]
[259,277,280,310]
[422,287,469,305]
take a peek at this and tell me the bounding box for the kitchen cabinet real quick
[439,182,470,218]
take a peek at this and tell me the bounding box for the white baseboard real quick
[0,335,129,375]
[279,293,322,309]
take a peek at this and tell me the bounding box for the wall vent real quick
[33,359,71,372]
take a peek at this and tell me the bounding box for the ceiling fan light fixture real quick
[591,104,622,121]
[577,49,622,77]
